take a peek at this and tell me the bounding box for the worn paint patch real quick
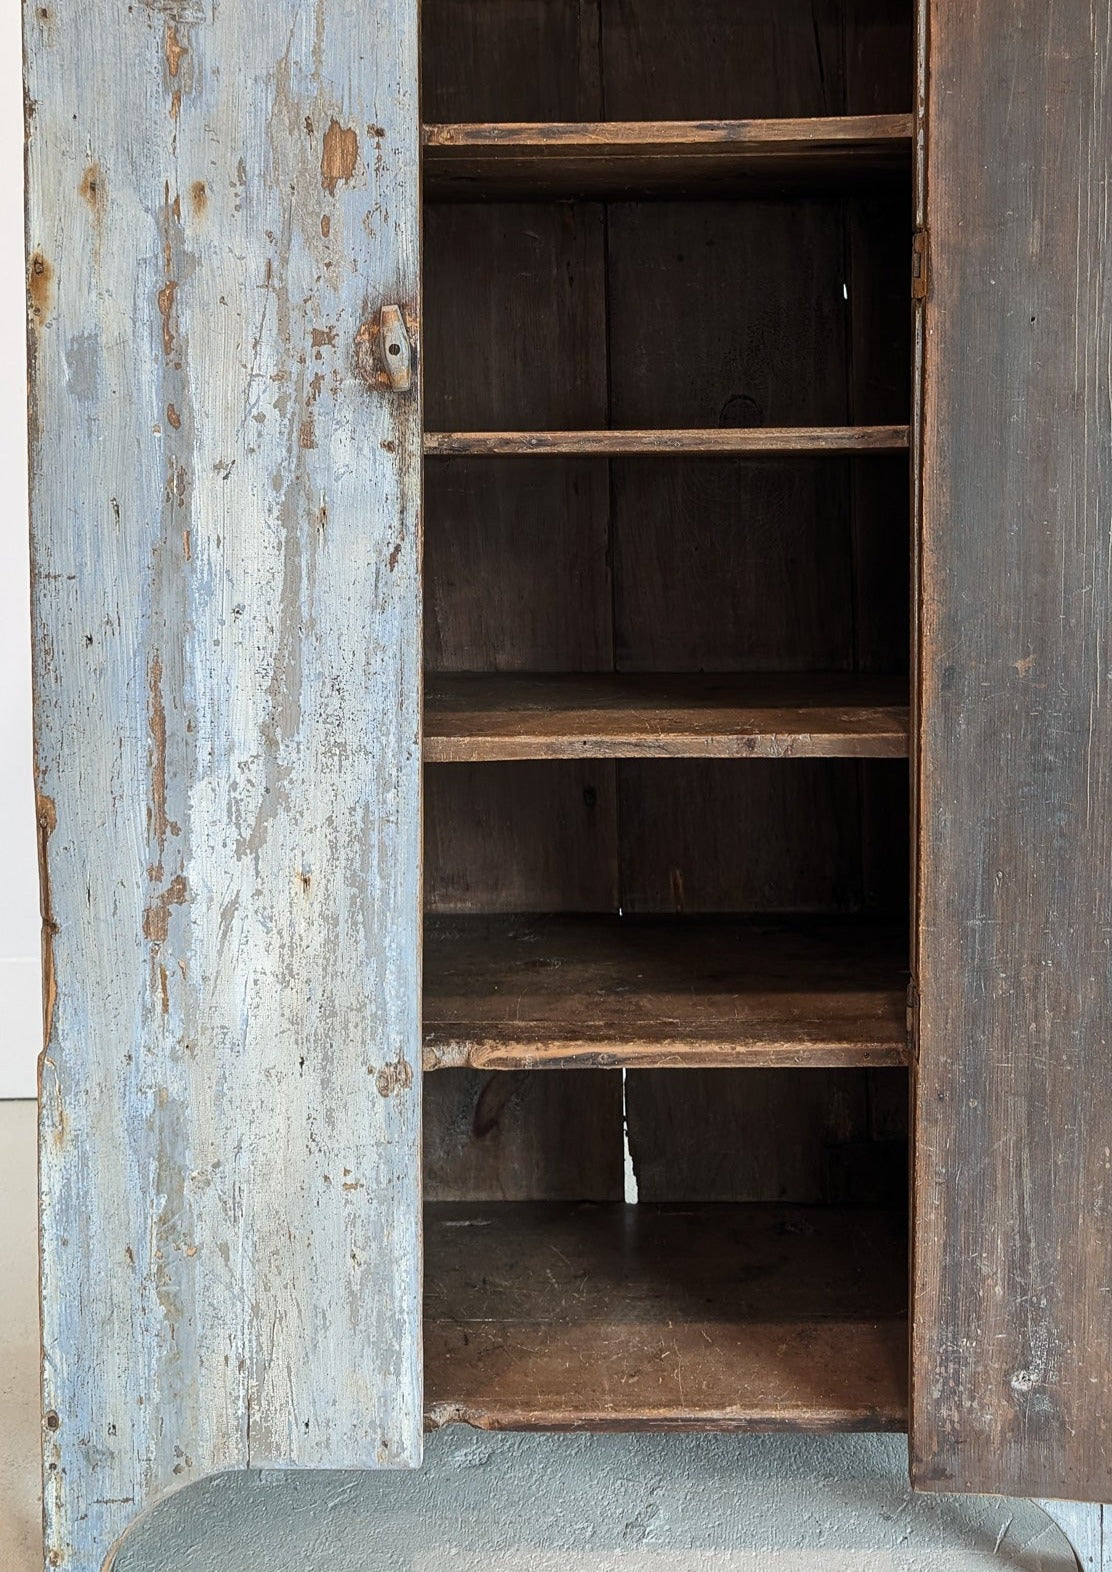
[354,319,390,390]
[143,873,187,944]
[375,1058,414,1098]
[79,163,103,216]
[65,332,101,403]
[147,653,168,865]
[139,0,205,20]
[321,119,358,194]
[165,22,186,76]
[156,279,178,358]
[36,794,57,1047]
[190,180,207,216]
[28,250,53,323]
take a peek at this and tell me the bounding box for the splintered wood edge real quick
[422,1039,911,1071]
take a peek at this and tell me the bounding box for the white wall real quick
[0,0,40,1098]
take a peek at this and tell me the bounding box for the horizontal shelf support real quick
[423,914,910,1072]
[423,116,913,199]
[424,426,911,458]
[423,673,910,762]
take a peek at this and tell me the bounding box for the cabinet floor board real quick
[423,914,909,1070]
[424,1202,909,1433]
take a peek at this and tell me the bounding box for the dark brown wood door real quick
[913,0,1112,1499]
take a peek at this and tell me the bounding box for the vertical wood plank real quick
[424,1070,624,1201]
[28,0,423,1566]
[914,0,1112,1501]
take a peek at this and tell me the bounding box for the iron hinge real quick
[912,229,930,302]
[906,978,920,1067]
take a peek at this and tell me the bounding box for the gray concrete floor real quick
[0,1101,1078,1572]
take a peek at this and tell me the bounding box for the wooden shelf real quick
[425,1202,908,1433]
[424,914,909,1071]
[424,426,910,458]
[423,116,913,200]
[423,673,909,762]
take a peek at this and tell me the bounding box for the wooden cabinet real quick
[25,1,1112,1568]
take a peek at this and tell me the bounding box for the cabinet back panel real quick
[618,759,866,915]
[424,1068,624,1201]
[424,457,613,673]
[626,1067,873,1202]
[422,0,912,123]
[424,200,909,434]
[425,762,619,914]
[606,201,850,430]
[421,0,602,123]
[423,203,607,433]
[611,459,854,673]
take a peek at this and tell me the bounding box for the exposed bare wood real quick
[423,117,913,199]
[424,673,909,762]
[425,426,910,457]
[423,914,909,1070]
[425,1203,909,1432]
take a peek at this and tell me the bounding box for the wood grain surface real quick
[425,1202,908,1432]
[423,914,909,1069]
[423,117,912,200]
[28,0,424,1565]
[425,426,910,456]
[424,673,909,760]
[912,0,1112,1501]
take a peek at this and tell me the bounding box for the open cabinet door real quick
[913,0,1112,1500]
[27,2,423,1567]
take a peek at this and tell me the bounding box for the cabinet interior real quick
[419,0,913,1434]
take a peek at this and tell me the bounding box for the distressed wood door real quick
[26,1,423,1567]
[913,0,1112,1500]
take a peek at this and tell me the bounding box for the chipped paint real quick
[30,0,423,1564]
[35,794,57,1046]
[142,873,187,944]
[321,118,358,194]
[164,23,186,77]
[156,279,177,357]
[28,250,53,322]
[78,163,103,215]
[375,1058,414,1098]
[147,652,168,865]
